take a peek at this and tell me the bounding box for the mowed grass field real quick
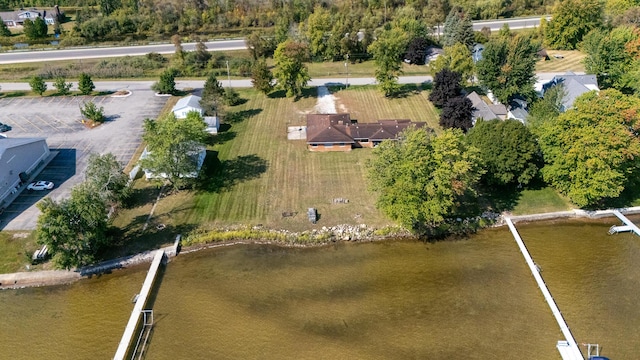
[536,50,586,73]
[114,86,439,242]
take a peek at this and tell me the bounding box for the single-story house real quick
[172,95,204,119]
[172,95,219,134]
[0,137,50,211]
[541,72,600,112]
[306,114,427,152]
[140,144,206,180]
[466,91,508,123]
[0,6,62,27]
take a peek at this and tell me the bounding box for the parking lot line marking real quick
[18,114,45,133]
[33,114,60,132]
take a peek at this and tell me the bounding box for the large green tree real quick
[273,40,311,98]
[368,26,409,97]
[141,112,208,189]
[201,72,225,116]
[476,35,540,104]
[582,26,640,91]
[429,42,475,84]
[545,0,603,50]
[251,59,274,94]
[152,68,178,95]
[36,184,109,269]
[366,127,483,234]
[467,119,541,186]
[23,17,48,39]
[537,89,640,207]
[0,17,11,37]
[442,7,474,48]
[84,153,129,204]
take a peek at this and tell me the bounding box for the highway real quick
[0,17,546,65]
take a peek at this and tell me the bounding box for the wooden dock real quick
[113,250,165,360]
[506,218,584,360]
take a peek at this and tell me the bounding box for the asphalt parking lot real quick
[0,90,167,230]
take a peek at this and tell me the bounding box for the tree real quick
[442,7,474,48]
[440,96,474,132]
[0,17,11,37]
[273,40,311,98]
[251,59,274,94]
[582,26,639,91]
[85,153,129,204]
[100,0,122,16]
[78,73,95,95]
[368,26,409,97]
[476,35,540,104]
[545,0,603,50]
[171,34,185,67]
[152,68,177,95]
[467,119,541,186]
[527,85,565,133]
[80,101,106,123]
[537,89,640,207]
[304,6,332,59]
[246,30,277,60]
[185,37,212,70]
[428,69,462,107]
[428,43,474,84]
[201,72,225,116]
[36,184,109,269]
[53,76,72,95]
[140,112,208,189]
[404,37,431,65]
[366,127,483,234]
[23,17,48,40]
[29,76,47,96]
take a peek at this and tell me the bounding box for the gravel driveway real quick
[0,90,167,230]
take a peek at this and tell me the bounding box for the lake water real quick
[0,218,638,359]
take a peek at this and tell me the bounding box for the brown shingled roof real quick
[306,114,427,145]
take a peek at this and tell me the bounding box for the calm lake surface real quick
[1,218,638,359]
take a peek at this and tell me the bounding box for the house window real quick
[311,144,318,148]
[339,143,345,146]
[324,143,333,148]
[360,139,369,142]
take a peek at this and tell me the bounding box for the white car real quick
[27,181,54,191]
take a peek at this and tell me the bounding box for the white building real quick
[0,138,50,211]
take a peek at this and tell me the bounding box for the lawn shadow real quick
[267,87,317,100]
[389,83,424,98]
[122,185,163,209]
[105,222,198,258]
[225,108,262,124]
[599,185,640,209]
[207,128,236,146]
[197,151,268,192]
[267,89,286,99]
[479,184,522,213]
[0,91,27,98]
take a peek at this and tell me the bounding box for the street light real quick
[345,54,349,88]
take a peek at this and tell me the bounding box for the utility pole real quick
[345,54,349,88]
[226,60,231,88]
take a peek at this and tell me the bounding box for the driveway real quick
[0,90,167,230]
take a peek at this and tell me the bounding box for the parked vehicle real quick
[0,122,11,132]
[27,181,54,191]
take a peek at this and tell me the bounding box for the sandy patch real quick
[315,86,337,114]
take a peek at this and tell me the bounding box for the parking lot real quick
[0,90,167,230]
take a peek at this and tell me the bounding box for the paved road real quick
[0,17,546,65]
[0,39,247,64]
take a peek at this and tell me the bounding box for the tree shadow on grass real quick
[478,184,522,213]
[197,151,268,192]
[268,87,317,100]
[104,222,198,258]
[225,108,262,124]
[388,83,426,98]
[0,91,27,98]
[206,125,236,146]
[598,184,640,209]
[122,185,164,209]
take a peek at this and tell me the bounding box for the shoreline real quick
[2,206,640,290]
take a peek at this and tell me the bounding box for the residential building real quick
[306,114,427,152]
[140,144,206,180]
[541,72,600,112]
[0,6,62,27]
[466,91,508,123]
[0,137,50,211]
[172,94,219,134]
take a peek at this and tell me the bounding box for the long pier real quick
[505,218,584,360]
[610,210,640,235]
[114,249,165,360]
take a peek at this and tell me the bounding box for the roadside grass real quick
[0,231,38,273]
[536,50,586,73]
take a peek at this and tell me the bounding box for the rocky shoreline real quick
[3,206,640,290]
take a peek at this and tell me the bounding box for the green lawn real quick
[510,187,573,215]
[0,231,38,273]
[535,50,586,73]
